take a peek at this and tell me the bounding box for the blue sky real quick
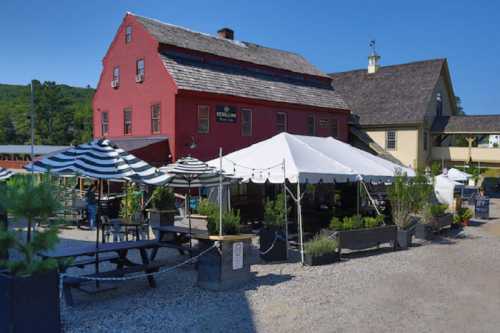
[1,0,499,115]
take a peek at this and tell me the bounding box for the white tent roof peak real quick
[207,133,414,184]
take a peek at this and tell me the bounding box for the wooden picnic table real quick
[40,240,163,306]
[101,218,144,243]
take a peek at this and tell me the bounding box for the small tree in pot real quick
[148,186,176,227]
[304,235,339,266]
[454,207,473,227]
[259,193,289,262]
[388,171,432,249]
[0,175,63,332]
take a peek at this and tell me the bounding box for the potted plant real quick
[388,171,432,249]
[259,193,289,262]
[0,175,62,333]
[148,186,176,227]
[304,235,339,266]
[454,207,473,227]
[416,204,451,240]
[198,207,255,290]
[120,183,142,223]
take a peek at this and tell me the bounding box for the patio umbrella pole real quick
[297,182,304,265]
[95,178,102,289]
[219,148,223,237]
[188,178,193,254]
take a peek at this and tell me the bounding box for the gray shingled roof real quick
[329,59,446,126]
[133,14,326,77]
[160,52,348,110]
[432,116,500,133]
[111,136,168,152]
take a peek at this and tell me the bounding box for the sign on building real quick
[216,105,237,123]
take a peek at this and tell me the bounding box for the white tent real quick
[444,168,471,182]
[207,133,415,263]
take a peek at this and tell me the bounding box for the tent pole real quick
[356,181,360,215]
[95,179,102,289]
[188,179,192,254]
[297,182,304,265]
[283,159,288,260]
[219,148,223,237]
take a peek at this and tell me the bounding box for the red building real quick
[93,13,350,163]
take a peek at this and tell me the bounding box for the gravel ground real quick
[23,200,500,332]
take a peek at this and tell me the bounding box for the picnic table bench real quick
[40,240,164,306]
[151,225,210,258]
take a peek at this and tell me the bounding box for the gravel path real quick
[54,199,500,333]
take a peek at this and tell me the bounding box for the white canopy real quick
[207,133,414,183]
[444,168,471,182]
[434,174,463,206]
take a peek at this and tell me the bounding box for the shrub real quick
[197,198,218,218]
[430,204,448,217]
[352,215,364,229]
[364,215,384,229]
[207,208,241,235]
[263,193,289,228]
[329,217,343,231]
[454,207,472,224]
[304,235,338,256]
[150,186,176,211]
[0,225,61,276]
[341,216,354,230]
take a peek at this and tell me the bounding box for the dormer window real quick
[436,92,443,116]
[125,26,132,43]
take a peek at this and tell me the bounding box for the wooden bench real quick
[68,253,120,269]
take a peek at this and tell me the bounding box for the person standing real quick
[86,182,98,229]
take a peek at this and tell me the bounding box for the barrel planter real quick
[197,235,254,291]
[415,223,434,240]
[336,225,398,255]
[304,251,340,266]
[0,270,61,333]
[431,213,453,230]
[259,227,287,262]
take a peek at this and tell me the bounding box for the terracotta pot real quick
[463,219,470,226]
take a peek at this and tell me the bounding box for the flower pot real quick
[304,251,340,266]
[415,223,434,240]
[463,219,470,227]
[259,227,287,262]
[197,236,254,291]
[397,229,413,249]
[0,270,61,333]
[336,225,398,253]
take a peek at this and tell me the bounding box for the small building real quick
[330,56,459,169]
[0,145,70,170]
[93,13,350,163]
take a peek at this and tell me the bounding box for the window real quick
[307,115,316,135]
[101,111,109,136]
[123,108,132,135]
[136,59,145,77]
[241,108,252,136]
[423,130,428,151]
[151,104,161,134]
[276,112,287,133]
[125,26,132,43]
[113,66,120,83]
[386,130,397,150]
[331,119,338,138]
[197,105,210,134]
[436,92,443,116]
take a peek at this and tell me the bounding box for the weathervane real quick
[369,39,377,55]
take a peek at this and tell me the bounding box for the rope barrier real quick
[58,244,218,305]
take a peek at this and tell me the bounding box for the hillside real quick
[0,81,94,145]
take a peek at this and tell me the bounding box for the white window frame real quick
[241,108,252,136]
[113,66,120,82]
[197,105,210,134]
[125,26,132,43]
[386,129,397,150]
[136,58,145,77]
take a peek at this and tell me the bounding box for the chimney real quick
[368,40,380,74]
[217,27,234,40]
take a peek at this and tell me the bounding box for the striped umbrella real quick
[0,167,13,181]
[160,156,237,248]
[25,139,171,282]
[26,139,170,185]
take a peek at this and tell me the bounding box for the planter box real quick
[304,251,340,266]
[431,214,453,230]
[148,209,176,228]
[415,223,434,240]
[197,235,254,291]
[336,225,398,254]
[397,229,413,249]
[259,228,287,262]
[0,270,61,333]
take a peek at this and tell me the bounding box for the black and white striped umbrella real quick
[25,139,170,185]
[160,156,235,188]
[0,167,13,181]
